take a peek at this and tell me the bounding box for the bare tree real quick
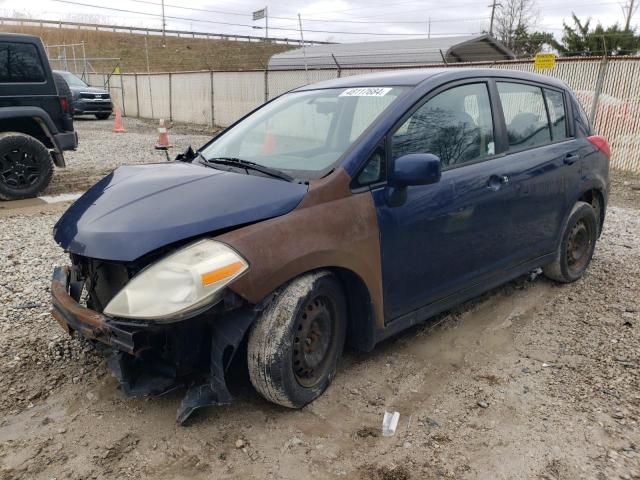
[494,0,541,50]
[621,0,639,31]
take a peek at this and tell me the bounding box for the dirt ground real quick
[0,120,639,479]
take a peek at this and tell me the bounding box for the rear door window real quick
[497,82,551,150]
[391,83,495,169]
[544,89,568,141]
[0,42,46,83]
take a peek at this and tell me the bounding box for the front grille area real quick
[70,254,135,313]
[79,92,110,100]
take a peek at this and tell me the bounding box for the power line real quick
[48,0,481,37]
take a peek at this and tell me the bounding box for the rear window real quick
[0,42,46,83]
[497,82,551,149]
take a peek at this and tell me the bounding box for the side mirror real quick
[388,153,441,188]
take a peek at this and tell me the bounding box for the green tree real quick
[511,25,555,57]
[554,14,640,56]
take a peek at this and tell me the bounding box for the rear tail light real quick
[60,97,69,114]
[588,135,611,159]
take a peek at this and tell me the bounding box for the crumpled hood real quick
[54,162,308,261]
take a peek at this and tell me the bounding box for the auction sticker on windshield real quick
[340,87,392,97]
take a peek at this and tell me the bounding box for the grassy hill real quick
[0,24,295,73]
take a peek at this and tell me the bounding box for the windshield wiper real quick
[202,157,294,182]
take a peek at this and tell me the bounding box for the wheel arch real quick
[577,187,606,235]
[248,264,379,353]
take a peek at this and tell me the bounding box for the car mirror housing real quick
[389,153,441,188]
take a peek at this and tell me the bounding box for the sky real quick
[0,0,634,44]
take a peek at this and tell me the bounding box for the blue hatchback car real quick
[51,69,610,423]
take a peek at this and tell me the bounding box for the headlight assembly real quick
[103,239,248,321]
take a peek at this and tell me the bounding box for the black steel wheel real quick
[247,271,347,408]
[292,294,338,388]
[0,133,53,200]
[543,201,598,283]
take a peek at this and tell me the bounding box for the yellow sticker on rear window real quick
[340,87,392,97]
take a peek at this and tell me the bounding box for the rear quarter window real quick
[0,42,46,83]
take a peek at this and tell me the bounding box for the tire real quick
[543,201,598,283]
[95,113,111,120]
[247,270,347,408]
[0,133,54,201]
[52,71,74,114]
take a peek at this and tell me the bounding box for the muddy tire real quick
[247,271,347,408]
[0,133,53,201]
[543,201,598,283]
[95,113,111,120]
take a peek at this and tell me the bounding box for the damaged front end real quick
[51,254,257,425]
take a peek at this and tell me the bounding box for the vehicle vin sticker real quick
[340,87,392,97]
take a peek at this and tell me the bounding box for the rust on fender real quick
[218,168,385,329]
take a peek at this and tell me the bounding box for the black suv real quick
[54,70,112,120]
[0,33,77,200]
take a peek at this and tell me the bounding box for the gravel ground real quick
[0,121,639,479]
[41,117,214,196]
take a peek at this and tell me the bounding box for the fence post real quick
[210,70,215,128]
[264,68,269,102]
[589,56,609,127]
[120,69,126,117]
[331,54,341,78]
[134,73,140,118]
[168,72,173,122]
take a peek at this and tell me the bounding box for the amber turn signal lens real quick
[201,261,244,286]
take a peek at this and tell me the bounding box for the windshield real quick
[58,71,87,88]
[201,86,406,178]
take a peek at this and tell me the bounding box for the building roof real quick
[268,35,515,70]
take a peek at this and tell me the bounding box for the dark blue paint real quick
[53,162,308,261]
[388,153,441,187]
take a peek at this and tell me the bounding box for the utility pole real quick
[265,6,269,41]
[298,13,309,83]
[488,0,498,36]
[428,16,431,39]
[623,0,637,31]
[161,0,166,47]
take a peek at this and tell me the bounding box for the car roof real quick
[0,32,41,42]
[294,68,568,91]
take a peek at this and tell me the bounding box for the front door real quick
[372,82,516,322]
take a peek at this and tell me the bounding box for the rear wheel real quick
[95,113,111,120]
[0,133,53,200]
[543,201,598,283]
[247,271,347,408]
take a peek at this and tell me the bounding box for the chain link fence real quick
[84,57,640,173]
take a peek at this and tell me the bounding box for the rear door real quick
[494,81,579,261]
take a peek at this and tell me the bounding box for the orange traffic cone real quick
[155,119,172,150]
[113,106,126,133]
[261,131,276,155]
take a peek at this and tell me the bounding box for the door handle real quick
[488,175,509,190]
[564,153,580,165]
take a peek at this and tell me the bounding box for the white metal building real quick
[268,35,516,70]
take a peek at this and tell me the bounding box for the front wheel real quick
[543,201,598,283]
[95,112,111,120]
[247,271,347,408]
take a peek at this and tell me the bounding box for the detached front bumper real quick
[51,266,143,354]
[51,265,257,424]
